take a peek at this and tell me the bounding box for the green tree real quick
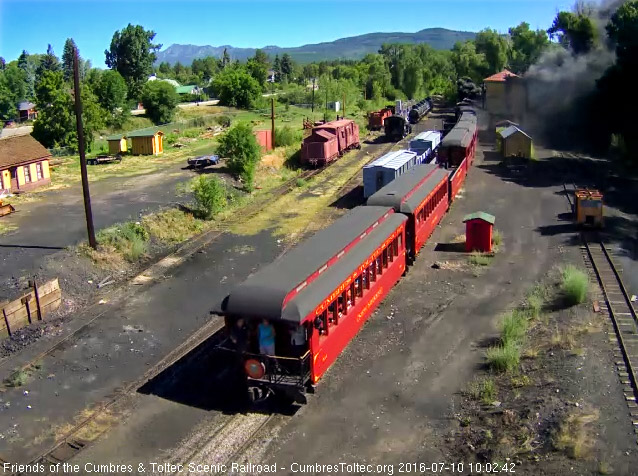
[247,49,269,88]
[280,53,293,82]
[191,56,218,83]
[17,50,37,100]
[62,38,78,81]
[222,48,231,68]
[158,62,172,75]
[141,80,179,124]
[105,24,161,100]
[3,64,27,102]
[32,70,76,148]
[0,76,16,121]
[599,0,638,159]
[451,41,488,83]
[36,44,61,80]
[508,22,550,73]
[94,70,129,127]
[79,84,107,151]
[273,55,281,82]
[548,10,598,54]
[474,28,510,75]
[217,122,261,191]
[211,66,261,108]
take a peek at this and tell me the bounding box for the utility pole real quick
[271,98,276,148]
[73,46,96,249]
[343,93,346,118]
[311,77,315,113]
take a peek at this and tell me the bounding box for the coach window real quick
[393,236,399,256]
[382,248,388,269]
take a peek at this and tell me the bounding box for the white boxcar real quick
[409,130,442,163]
[363,149,424,198]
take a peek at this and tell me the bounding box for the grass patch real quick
[0,222,17,235]
[486,341,520,373]
[96,222,149,262]
[492,229,503,247]
[3,362,41,388]
[552,410,599,459]
[551,328,576,350]
[561,265,588,306]
[501,310,529,346]
[295,178,307,188]
[510,374,532,388]
[142,208,205,244]
[468,251,492,267]
[525,283,549,319]
[466,377,498,405]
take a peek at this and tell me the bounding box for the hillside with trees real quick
[1,2,636,162]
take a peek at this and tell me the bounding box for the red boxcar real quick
[368,108,392,131]
[302,119,360,166]
[367,164,449,261]
[221,206,406,403]
[301,129,339,166]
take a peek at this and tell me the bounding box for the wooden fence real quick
[0,279,61,338]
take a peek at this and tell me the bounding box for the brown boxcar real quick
[302,119,360,166]
[301,129,339,166]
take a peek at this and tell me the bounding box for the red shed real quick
[463,212,495,252]
[254,129,273,151]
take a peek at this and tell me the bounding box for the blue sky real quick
[0,0,573,66]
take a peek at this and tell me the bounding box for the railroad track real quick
[13,318,226,475]
[564,181,638,442]
[581,237,638,427]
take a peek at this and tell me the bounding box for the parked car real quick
[187,154,219,168]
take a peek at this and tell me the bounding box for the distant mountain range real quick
[155,28,476,65]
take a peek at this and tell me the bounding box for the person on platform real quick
[258,318,276,356]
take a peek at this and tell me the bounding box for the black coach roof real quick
[366,164,439,211]
[222,206,394,320]
[282,214,407,323]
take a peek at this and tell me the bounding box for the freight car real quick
[301,119,360,167]
[367,164,449,262]
[368,108,393,131]
[384,115,412,142]
[362,149,426,198]
[220,206,407,403]
[409,130,441,163]
[408,98,432,124]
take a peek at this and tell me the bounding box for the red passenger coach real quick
[439,111,478,201]
[367,164,449,261]
[221,206,407,403]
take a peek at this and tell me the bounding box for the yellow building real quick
[0,135,52,192]
[106,134,128,154]
[498,125,533,158]
[484,70,527,125]
[129,130,164,156]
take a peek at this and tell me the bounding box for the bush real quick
[561,265,588,306]
[190,175,227,219]
[217,122,261,191]
[141,81,179,125]
[275,126,303,147]
[142,208,205,243]
[215,115,232,128]
[486,341,520,373]
[97,222,149,261]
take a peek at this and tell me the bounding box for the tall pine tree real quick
[62,38,78,81]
